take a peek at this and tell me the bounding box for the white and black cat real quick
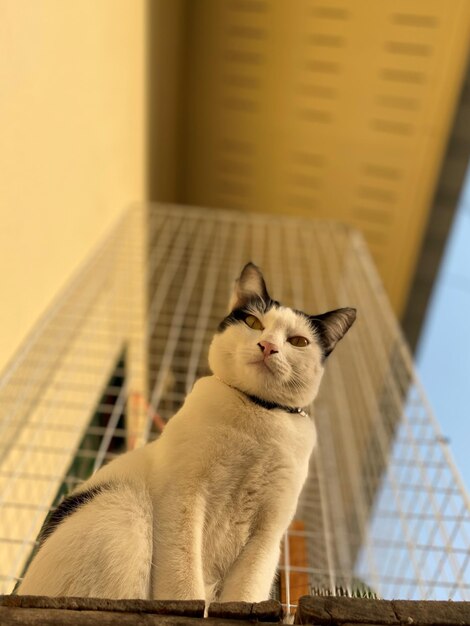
[18,263,356,602]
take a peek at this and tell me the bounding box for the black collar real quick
[245,393,309,416]
[215,376,309,417]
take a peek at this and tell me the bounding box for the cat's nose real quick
[258,341,279,357]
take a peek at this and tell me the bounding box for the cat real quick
[17,262,356,602]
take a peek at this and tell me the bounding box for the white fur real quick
[18,375,316,602]
[209,304,324,408]
[18,275,345,602]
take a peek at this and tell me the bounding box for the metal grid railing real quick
[0,204,468,613]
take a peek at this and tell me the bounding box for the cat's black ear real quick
[229,262,270,311]
[310,307,356,358]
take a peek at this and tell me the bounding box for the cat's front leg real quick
[151,543,206,601]
[151,493,206,601]
[218,526,282,603]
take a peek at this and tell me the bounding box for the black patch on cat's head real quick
[220,264,357,356]
[229,262,271,311]
[308,307,357,359]
[219,262,279,332]
[218,295,280,332]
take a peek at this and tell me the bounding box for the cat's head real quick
[208,263,356,408]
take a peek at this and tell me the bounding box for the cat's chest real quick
[158,375,315,519]
[207,437,287,499]
[190,387,316,498]
[200,427,309,580]
[203,420,311,524]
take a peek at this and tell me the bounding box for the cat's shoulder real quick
[187,375,235,403]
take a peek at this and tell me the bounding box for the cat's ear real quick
[229,262,270,311]
[310,307,356,358]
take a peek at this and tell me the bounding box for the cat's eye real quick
[288,336,309,347]
[244,314,264,330]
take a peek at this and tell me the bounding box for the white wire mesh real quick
[0,204,468,610]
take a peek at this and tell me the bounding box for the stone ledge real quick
[1,596,470,626]
[208,600,282,621]
[392,600,470,626]
[0,596,205,617]
[294,596,470,626]
[0,607,262,626]
[0,597,283,626]
[294,597,397,625]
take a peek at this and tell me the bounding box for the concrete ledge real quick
[0,607,260,626]
[392,600,470,626]
[295,596,470,625]
[294,597,397,624]
[0,596,205,616]
[1,596,469,626]
[0,596,282,625]
[208,600,282,621]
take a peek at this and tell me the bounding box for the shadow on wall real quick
[146,0,188,204]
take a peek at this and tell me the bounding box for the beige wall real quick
[147,0,187,203]
[0,0,147,373]
[182,0,470,316]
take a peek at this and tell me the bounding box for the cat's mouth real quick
[248,359,274,373]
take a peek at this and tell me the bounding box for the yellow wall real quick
[182,0,470,316]
[147,0,187,203]
[0,0,146,373]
